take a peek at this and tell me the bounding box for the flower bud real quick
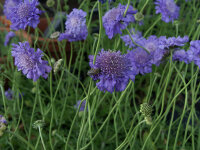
[134,12,144,21]
[46,0,55,7]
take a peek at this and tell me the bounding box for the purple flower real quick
[3,0,21,20]
[155,0,180,23]
[5,88,13,100]
[0,115,7,124]
[159,36,189,49]
[4,31,16,46]
[173,49,189,63]
[121,28,143,48]
[102,4,137,39]
[7,0,42,30]
[127,48,153,75]
[11,41,52,82]
[89,50,136,93]
[186,41,200,68]
[58,9,88,42]
[99,0,115,3]
[138,35,165,66]
[74,100,87,112]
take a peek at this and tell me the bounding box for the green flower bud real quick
[134,12,144,21]
[46,0,55,7]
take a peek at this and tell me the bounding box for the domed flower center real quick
[133,49,149,65]
[107,8,121,22]
[19,54,34,70]
[70,17,79,26]
[17,3,30,19]
[98,51,127,76]
[166,0,176,13]
[145,42,157,53]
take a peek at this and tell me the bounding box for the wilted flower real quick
[0,115,7,136]
[4,31,16,46]
[3,0,21,20]
[11,41,52,82]
[8,0,42,30]
[89,50,136,93]
[74,100,87,112]
[127,48,153,75]
[102,4,137,39]
[58,9,88,42]
[53,59,63,73]
[155,0,180,23]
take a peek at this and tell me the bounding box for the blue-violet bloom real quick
[4,31,16,46]
[11,41,52,81]
[7,0,42,30]
[58,9,88,42]
[172,49,189,64]
[5,88,13,100]
[155,0,180,23]
[102,4,137,39]
[89,49,136,93]
[74,100,87,112]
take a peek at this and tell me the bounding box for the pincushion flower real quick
[58,9,88,42]
[89,49,136,93]
[186,41,200,68]
[138,35,165,66]
[74,100,87,112]
[4,0,21,19]
[121,28,143,48]
[172,49,189,63]
[155,0,180,23]
[11,42,52,81]
[7,0,42,30]
[159,36,189,49]
[5,88,13,100]
[4,31,16,46]
[102,4,137,39]
[127,48,153,75]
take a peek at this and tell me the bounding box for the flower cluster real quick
[7,0,42,30]
[12,42,52,81]
[58,9,88,42]
[102,4,137,39]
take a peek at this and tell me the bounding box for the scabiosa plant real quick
[89,50,136,93]
[11,41,52,82]
[4,31,16,46]
[102,4,137,39]
[3,0,21,20]
[186,40,200,68]
[127,48,153,75]
[155,0,180,23]
[121,28,143,48]
[58,9,88,42]
[7,0,42,30]
[172,49,189,64]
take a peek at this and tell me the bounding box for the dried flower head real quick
[53,59,63,74]
[58,9,88,42]
[89,49,136,93]
[8,0,42,30]
[12,41,52,82]
[140,103,153,125]
[50,31,60,39]
[33,120,45,129]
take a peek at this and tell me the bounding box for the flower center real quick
[99,52,127,77]
[166,0,176,13]
[19,54,34,70]
[70,17,79,26]
[17,3,30,19]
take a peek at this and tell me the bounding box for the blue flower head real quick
[58,9,88,42]
[155,0,180,23]
[4,31,16,46]
[7,0,42,30]
[89,50,136,93]
[5,88,13,100]
[173,49,189,64]
[74,100,87,112]
[127,48,153,75]
[4,0,21,20]
[102,4,137,39]
[11,42,52,82]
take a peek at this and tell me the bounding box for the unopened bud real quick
[134,12,144,21]
[46,0,55,7]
